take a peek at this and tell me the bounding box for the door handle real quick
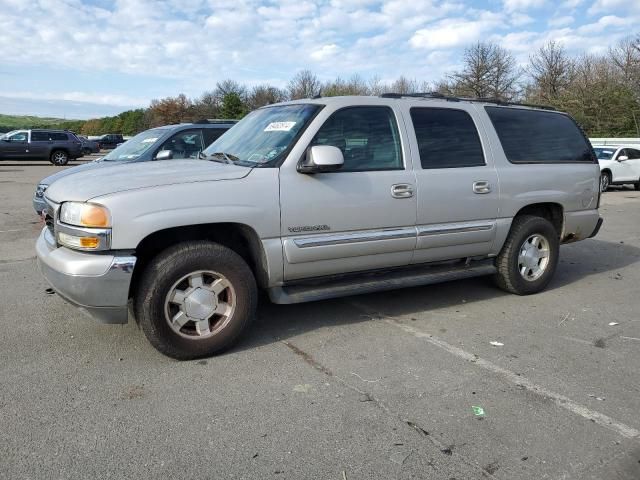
[391,183,414,199]
[473,181,491,194]
[391,184,414,198]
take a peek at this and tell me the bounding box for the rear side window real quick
[410,108,485,169]
[485,107,594,163]
[31,132,49,141]
[50,132,68,141]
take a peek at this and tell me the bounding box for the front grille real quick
[43,203,56,237]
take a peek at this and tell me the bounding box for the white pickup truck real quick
[36,94,602,359]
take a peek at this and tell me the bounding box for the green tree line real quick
[3,35,639,138]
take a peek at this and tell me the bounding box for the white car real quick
[593,145,640,192]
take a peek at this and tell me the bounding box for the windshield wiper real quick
[204,152,240,164]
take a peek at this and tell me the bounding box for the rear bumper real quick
[562,210,602,242]
[589,216,604,238]
[36,227,135,324]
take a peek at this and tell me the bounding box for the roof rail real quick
[379,92,555,110]
[193,119,240,124]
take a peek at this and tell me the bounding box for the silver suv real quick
[36,95,602,359]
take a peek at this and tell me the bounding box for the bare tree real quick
[610,35,640,101]
[322,74,371,96]
[214,79,247,103]
[247,84,287,109]
[449,42,521,100]
[527,41,575,102]
[288,70,322,99]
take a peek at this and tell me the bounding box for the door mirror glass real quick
[155,149,173,160]
[298,145,344,173]
[617,155,628,161]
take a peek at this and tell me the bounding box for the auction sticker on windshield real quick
[142,137,159,143]
[264,122,296,132]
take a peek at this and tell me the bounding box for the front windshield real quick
[593,147,615,160]
[103,128,168,161]
[202,104,321,167]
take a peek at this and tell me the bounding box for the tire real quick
[600,172,611,192]
[82,148,92,155]
[494,215,559,295]
[50,150,69,166]
[634,180,639,191]
[134,241,257,360]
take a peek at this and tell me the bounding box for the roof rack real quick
[379,92,555,110]
[193,119,240,124]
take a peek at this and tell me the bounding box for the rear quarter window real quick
[50,132,69,141]
[485,107,595,163]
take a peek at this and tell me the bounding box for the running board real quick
[268,260,496,304]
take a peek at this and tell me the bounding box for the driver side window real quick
[310,106,403,172]
[8,131,27,142]
[158,130,205,159]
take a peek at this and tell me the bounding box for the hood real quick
[38,159,113,186]
[45,159,252,203]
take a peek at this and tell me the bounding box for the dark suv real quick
[33,120,237,213]
[0,129,83,165]
[93,133,125,150]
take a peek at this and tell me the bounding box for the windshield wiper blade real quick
[206,152,239,164]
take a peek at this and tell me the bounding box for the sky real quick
[0,0,637,119]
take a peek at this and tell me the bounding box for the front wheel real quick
[600,172,611,192]
[494,215,559,295]
[134,241,257,359]
[50,150,69,166]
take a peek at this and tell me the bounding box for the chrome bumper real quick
[36,227,135,324]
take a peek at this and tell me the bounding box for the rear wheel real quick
[50,150,69,166]
[634,178,639,191]
[134,241,257,360]
[494,215,559,295]
[600,172,611,192]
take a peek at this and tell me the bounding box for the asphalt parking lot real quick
[1,159,639,480]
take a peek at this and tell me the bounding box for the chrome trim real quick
[417,221,495,237]
[293,227,416,248]
[55,221,112,251]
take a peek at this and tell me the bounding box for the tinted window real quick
[50,132,68,141]
[158,129,204,159]
[203,128,226,147]
[311,106,402,172]
[629,149,640,159]
[410,108,485,169]
[485,107,594,163]
[31,132,50,141]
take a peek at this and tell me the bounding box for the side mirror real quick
[155,149,173,160]
[617,155,628,162]
[298,145,344,174]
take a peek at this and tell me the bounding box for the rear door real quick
[401,104,499,264]
[279,105,418,280]
[627,148,640,181]
[28,131,51,159]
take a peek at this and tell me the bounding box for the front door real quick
[401,104,499,264]
[1,130,29,159]
[279,105,417,281]
[615,148,640,181]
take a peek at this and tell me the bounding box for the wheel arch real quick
[514,202,564,238]
[129,222,270,299]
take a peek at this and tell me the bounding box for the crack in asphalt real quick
[281,339,500,478]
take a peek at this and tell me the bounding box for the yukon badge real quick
[288,225,331,233]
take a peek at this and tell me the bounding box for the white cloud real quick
[310,44,341,61]
[548,15,575,27]
[410,13,504,49]
[503,0,546,13]
[588,0,640,14]
[1,91,147,107]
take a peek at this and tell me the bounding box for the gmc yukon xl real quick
[36,95,603,359]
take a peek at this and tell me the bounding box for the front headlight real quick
[59,202,111,228]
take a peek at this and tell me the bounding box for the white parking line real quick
[386,319,640,440]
